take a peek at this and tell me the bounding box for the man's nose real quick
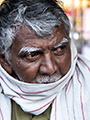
[40,53,58,75]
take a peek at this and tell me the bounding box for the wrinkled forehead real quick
[15,23,68,41]
[12,23,70,53]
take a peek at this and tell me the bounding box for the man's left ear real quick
[0,52,13,75]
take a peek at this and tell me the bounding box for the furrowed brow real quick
[54,38,69,48]
[18,46,41,55]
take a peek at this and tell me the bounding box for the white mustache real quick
[34,75,62,84]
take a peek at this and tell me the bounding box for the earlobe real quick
[0,52,13,75]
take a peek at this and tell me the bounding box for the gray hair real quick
[0,0,70,63]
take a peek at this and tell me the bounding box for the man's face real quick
[9,24,71,83]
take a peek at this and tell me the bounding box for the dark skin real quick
[0,24,71,83]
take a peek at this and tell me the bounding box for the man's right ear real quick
[0,51,13,75]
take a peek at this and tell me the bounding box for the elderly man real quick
[0,0,90,120]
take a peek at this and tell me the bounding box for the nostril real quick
[49,70,57,76]
[41,71,56,76]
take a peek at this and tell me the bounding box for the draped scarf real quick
[0,40,90,120]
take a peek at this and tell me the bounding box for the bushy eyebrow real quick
[18,38,69,55]
[18,46,41,55]
[53,38,69,48]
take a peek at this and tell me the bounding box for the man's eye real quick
[56,47,62,51]
[56,46,65,51]
[57,45,66,51]
[26,53,36,59]
[56,45,66,52]
[25,52,39,59]
[21,51,42,61]
[53,45,66,55]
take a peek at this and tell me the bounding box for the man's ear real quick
[0,51,13,75]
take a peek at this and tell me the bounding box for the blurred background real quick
[61,0,90,60]
[0,0,90,60]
